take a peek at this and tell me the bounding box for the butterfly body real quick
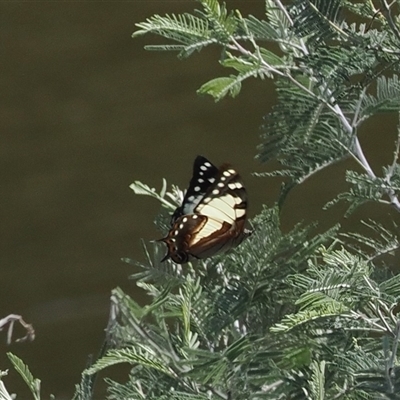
[160,156,250,264]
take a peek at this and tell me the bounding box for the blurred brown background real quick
[0,1,398,398]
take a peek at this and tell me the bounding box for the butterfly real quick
[159,156,251,264]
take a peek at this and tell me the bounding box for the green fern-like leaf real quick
[7,353,41,400]
[359,76,400,124]
[272,301,350,333]
[0,371,13,400]
[341,219,400,262]
[129,179,181,212]
[197,76,242,100]
[325,170,395,216]
[133,13,214,58]
[85,347,173,376]
[197,0,237,39]
[257,79,354,201]
[309,360,326,399]
[291,0,344,44]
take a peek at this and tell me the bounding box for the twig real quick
[0,314,35,345]
[386,320,400,393]
[386,113,400,180]
[351,87,367,128]
[350,310,386,332]
[380,0,400,43]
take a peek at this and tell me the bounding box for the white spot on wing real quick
[212,189,219,195]
[235,208,246,218]
[234,196,243,205]
[200,165,207,171]
[204,162,212,167]
[209,178,215,183]
[183,217,188,222]
[194,186,201,192]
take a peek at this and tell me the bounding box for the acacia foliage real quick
[68,1,400,399]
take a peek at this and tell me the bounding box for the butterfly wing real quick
[188,164,249,258]
[160,214,208,264]
[160,158,250,264]
[171,156,219,223]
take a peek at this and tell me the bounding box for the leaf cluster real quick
[84,206,347,399]
[133,0,400,207]
[70,1,400,399]
[80,181,400,399]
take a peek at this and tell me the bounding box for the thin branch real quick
[272,0,294,26]
[350,310,386,332]
[380,0,400,42]
[351,87,367,128]
[389,320,400,367]
[373,300,392,334]
[333,138,371,173]
[306,0,349,38]
[0,314,35,345]
[387,320,400,393]
[353,138,376,178]
[228,38,343,117]
[386,112,400,180]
